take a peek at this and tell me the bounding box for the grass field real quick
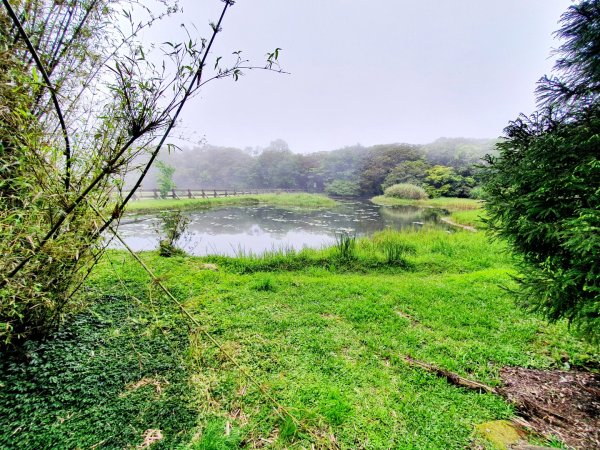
[1,228,595,449]
[126,193,337,213]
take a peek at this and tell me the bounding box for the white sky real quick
[149,0,573,153]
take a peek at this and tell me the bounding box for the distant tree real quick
[156,161,176,198]
[423,137,497,169]
[316,145,367,187]
[382,159,430,190]
[251,148,302,188]
[325,180,361,197]
[423,165,459,197]
[265,138,290,152]
[358,144,423,195]
[483,0,600,342]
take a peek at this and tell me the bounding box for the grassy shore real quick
[1,228,595,449]
[126,193,337,213]
[371,195,482,211]
[371,196,488,229]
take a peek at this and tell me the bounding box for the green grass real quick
[126,193,337,213]
[449,208,488,229]
[371,195,482,211]
[1,229,596,449]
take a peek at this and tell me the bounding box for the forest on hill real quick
[131,137,496,198]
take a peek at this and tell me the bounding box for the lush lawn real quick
[126,193,337,213]
[0,229,595,449]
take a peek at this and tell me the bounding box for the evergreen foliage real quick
[483,0,600,342]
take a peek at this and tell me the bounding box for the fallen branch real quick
[401,355,497,394]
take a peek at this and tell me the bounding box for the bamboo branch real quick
[2,0,72,192]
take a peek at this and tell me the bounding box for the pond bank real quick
[371,195,487,229]
[125,193,337,214]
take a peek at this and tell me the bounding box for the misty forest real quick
[1,1,599,449]
[134,137,493,199]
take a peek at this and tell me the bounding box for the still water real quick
[112,201,446,256]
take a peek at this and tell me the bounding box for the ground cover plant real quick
[1,229,595,449]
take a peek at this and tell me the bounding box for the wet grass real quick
[371,195,482,211]
[449,208,488,229]
[126,193,337,213]
[1,228,596,449]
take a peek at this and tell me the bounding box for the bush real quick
[156,210,190,257]
[469,186,484,199]
[325,180,361,197]
[383,183,428,200]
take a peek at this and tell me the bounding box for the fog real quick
[129,137,496,199]
[145,0,572,153]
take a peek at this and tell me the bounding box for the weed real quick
[190,419,241,449]
[334,232,357,261]
[250,276,277,292]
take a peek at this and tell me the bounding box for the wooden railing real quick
[124,188,305,200]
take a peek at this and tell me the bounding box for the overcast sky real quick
[151,1,573,153]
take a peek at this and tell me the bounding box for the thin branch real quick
[97,0,233,234]
[3,0,72,192]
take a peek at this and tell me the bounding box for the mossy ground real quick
[0,229,596,449]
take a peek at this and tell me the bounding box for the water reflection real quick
[112,201,447,256]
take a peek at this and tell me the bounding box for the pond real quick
[112,200,448,256]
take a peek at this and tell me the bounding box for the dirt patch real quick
[136,429,163,449]
[498,367,600,449]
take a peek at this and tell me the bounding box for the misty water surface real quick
[112,201,447,256]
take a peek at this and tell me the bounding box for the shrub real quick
[156,210,190,257]
[469,186,484,199]
[384,183,428,200]
[325,180,361,197]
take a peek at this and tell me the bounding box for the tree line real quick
[134,137,496,198]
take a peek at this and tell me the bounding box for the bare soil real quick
[498,367,600,449]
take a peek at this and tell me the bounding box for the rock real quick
[200,263,219,271]
[475,420,522,449]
